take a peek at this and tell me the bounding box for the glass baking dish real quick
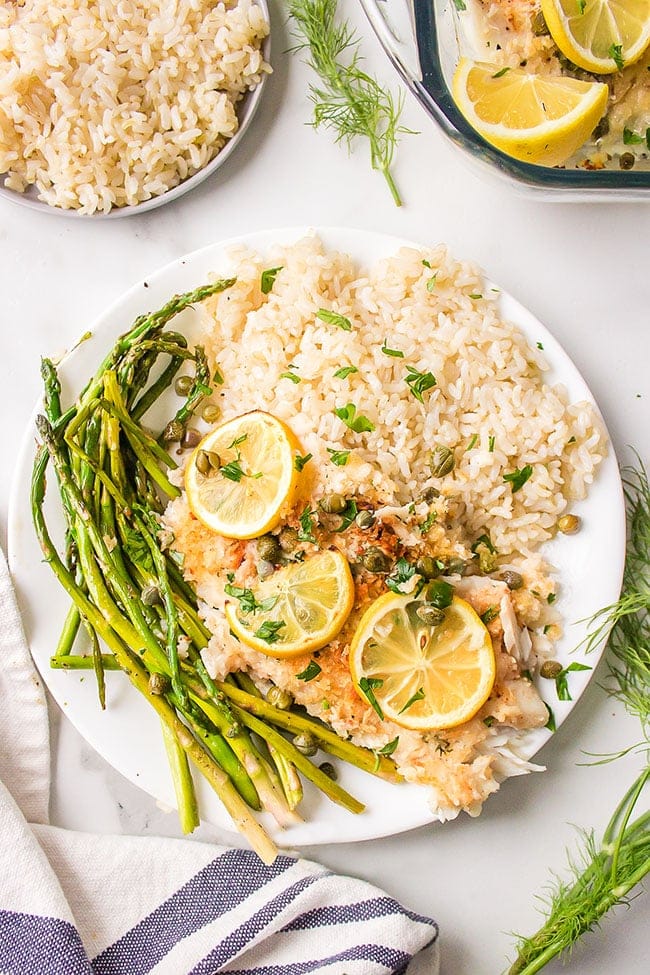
[360,0,650,201]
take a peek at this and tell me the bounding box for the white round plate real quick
[0,1,270,219]
[8,227,625,847]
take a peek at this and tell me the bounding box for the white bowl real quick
[0,0,270,219]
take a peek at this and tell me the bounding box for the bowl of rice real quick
[0,0,271,217]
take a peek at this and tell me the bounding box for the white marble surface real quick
[1,2,649,973]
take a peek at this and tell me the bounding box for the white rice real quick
[200,235,607,555]
[0,0,270,213]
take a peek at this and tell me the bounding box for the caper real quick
[540,660,563,680]
[429,445,455,478]
[201,403,221,424]
[293,731,318,756]
[174,375,193,397]
[619,152,635,170]
[499,569,524,591]
[558,514,581,535]
[416,604,446,626]
[355,509,375,530]
[531,9,549,35]
[415,555,439,580]
[421,486,440,502]
[181,427,201,449]
[361,546,391,574]
[256,534,282,563]
[148,672,170,695]
[257,559,275,579]
[475,544,498,574]
[444,557,466,576]
[318,761,338,780]
[278,526,299,552]
[319,493,347,514]
[162,419,184,443]
[195,449,213,476]
[141,584,162,606]
[424,579,454,609]
[266,685,294,710]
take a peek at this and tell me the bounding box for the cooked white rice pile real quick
[199,235,606,556]
[0,0,269,213]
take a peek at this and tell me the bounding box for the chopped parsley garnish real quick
[334,403,375,433]
[280,369,301,384]
[547,593,557,604]
[298,506,317,543]
[623,127,643,145]
[492,67,510,78]
[469,293,483,300]
[537,341,544,350]
[608,42,624,70]
[577,0,586,12]
[466,433,479,451]
[327,447,351,466]
[294,452,312,472]
[568,436,577,444]
[483,715,496,727]
[317,308,352,331]
[471,533,496,555]
[399,687,425,714]
[224,584,278,615]
[426,273,438,293]
[452,0,466,10]
[646,127,650,150]
[358,676,385,719]
[386,557,417,594]
[333,365,358,379]
[228,434,248,449]
[480,605,499,625]
[213,367,224,385]
[333,499,358,532]
[381,339,404,358]
[296,660,322,682]
[376,736,399,756]
[254,620,286,644]
[220,458,247,482]
[422,259,432,268]
[488,435,495,452]
[554,662,592,702]
[419,511,437,534]
[545,704,556,732]
[404,365,436,403]
[260,266,283,294]
[504,464,533,493]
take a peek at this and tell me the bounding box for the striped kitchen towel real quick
[0,550,439,974]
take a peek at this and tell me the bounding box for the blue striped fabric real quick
[0,911,91,975]
[222,944,416,975]
[92,851,295,975]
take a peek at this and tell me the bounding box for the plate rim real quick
[7,225,626,845]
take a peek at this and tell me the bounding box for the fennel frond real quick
[286,0,413,206]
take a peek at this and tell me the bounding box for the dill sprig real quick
[508,459,650,974]
[286,0,412,206]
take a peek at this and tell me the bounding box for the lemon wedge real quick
[225,549,355,658]
[541,0,650,74]
[185,411,299,539]
[452,58,608,167]
[349,592,496,731]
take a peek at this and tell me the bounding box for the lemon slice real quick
[185,411,299,539]
[452,58,608,167]
[349,593,496,731]
[225,549,355,658]
[541,0,650,74]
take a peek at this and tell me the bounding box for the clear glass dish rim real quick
[372,0,650,194]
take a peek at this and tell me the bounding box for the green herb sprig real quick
[508,460,650,974]
[287,0,412,206]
